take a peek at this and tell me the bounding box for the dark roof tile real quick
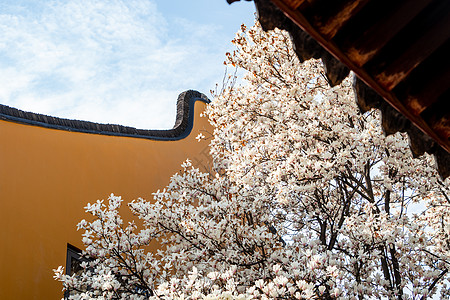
[0,90,209,141]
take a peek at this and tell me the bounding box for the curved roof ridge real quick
[0,90,210,141]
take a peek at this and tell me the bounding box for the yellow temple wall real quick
[0,100,211,299]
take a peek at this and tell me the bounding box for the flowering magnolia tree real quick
[54,23,450,299]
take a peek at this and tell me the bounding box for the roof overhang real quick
[228,0,450,178]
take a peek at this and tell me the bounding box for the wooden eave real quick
[228,0,450,178]
[269,0,450,154]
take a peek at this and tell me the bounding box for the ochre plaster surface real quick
[0,102,211,299]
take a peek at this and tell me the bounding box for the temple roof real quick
[228,0,450,178]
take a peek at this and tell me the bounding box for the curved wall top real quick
[0,89,210,140]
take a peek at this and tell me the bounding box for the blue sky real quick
[0,0,255,128]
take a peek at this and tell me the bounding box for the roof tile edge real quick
[239,0,449,179]
[0,90,210,141]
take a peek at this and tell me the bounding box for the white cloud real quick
[0,0,248,129]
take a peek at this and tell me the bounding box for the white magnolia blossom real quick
[54,22,450,299]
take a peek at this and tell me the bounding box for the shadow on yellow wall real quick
[0,90,212,299]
